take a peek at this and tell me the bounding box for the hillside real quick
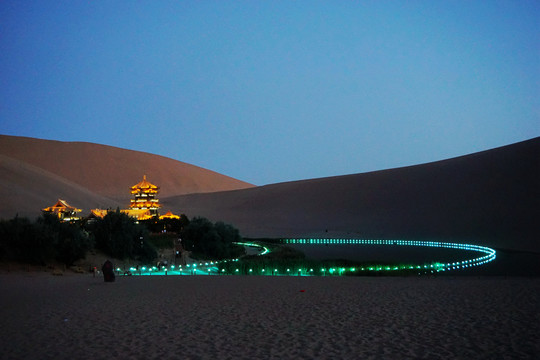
[0,154,122,219]
[0,135,254,219]
[166,137,540,253]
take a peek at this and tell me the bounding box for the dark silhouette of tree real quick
[0,213,93,266]
[182,217,244,259]
[91,209,156,261]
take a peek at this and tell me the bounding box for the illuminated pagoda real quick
[129,175,162,216]
[43,199,82,221]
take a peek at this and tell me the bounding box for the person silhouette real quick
[102,260,115,282]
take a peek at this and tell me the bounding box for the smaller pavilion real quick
[43,199,82,221]
[159,211,181,220]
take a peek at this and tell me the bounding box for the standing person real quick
[102,260,115,282]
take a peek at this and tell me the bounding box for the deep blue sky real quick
[1,1,539,185]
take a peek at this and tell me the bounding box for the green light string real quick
[116,239,495,276]
[284,238,496,272]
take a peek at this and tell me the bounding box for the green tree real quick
[91,209,156,262]
[182,217,244,260]
[54,222,93,266]
[0,214,92,266]
[36,213,93,266]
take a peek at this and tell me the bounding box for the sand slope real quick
[0,154,122,219]
[166,137,540,252]
[0,135,254,218]
[0,135,254,201]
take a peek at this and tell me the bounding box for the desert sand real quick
[1,273,539,359]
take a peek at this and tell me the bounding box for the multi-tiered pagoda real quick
[129,175,162,216]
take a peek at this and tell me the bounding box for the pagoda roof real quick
[159,211,181,220]
[131,175,159,191]
[43,199,82,213]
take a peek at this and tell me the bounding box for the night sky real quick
[1,1,538,185]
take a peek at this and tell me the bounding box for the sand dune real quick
[0,135,254,201]
[0,135,253,218]
[166,137,540,252]
[0,154,122,219]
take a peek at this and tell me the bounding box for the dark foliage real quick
[182,217,244,260]
[0,214,93,265]
[147,233,176,249]
[90,209,157,262]
[144,214,190,234]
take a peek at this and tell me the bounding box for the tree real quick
[0,214,93,266]
[91,209,156,262]
[182,217,244,259]
[54,222,93,266]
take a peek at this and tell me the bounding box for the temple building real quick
[44,175,182,223]
[129,175,162,216]
[43,199,82,221]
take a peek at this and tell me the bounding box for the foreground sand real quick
[1,274,539,359]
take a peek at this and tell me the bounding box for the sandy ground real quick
[0,274,539,360]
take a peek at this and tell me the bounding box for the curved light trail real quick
[116,239,496,276]
[284,238,496,273]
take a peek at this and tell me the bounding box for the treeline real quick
[0,211,244,266]
[0,214,93,266]
[0,211,158,266]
